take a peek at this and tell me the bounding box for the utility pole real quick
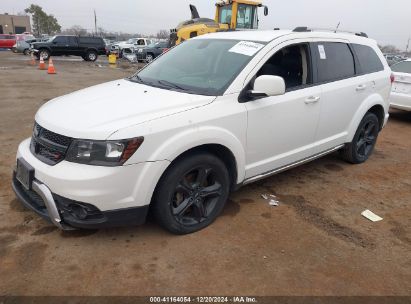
[94,9,97,36]
[406,37,410,54]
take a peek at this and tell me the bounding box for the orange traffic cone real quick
[39,56,46,70]
[30,52,36,66]
[47,58,56,74]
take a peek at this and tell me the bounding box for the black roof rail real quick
[293,26,311,32]
[292,26,368,38]
[355,32,368,38]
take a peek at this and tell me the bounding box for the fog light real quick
[70,204,88,220]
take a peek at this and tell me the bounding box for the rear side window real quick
[391,61,411,73]
[78,37,102,44]
[315,42,355,83]
[352,44,384,74]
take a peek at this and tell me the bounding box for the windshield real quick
[47,36,56,42]
[391,61,411,73]
[130,39,265,96]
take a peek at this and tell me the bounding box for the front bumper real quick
[13,138,170,229]
[390,92,411,111]
[12,174,149,230]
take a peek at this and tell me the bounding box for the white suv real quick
[13,29,392,234]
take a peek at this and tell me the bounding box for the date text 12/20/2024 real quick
[149,296,257,303]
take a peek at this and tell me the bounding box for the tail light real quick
[390,73,395,84]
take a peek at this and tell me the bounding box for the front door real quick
[244,43,321,179]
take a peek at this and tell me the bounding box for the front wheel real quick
[146,53,154,63]
[152,152,230,234]
[39,49,50,61]
[340,112,380,164]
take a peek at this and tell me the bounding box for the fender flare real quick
[148,126,246,184]
[346,93,387,142]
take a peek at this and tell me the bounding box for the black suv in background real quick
[30,35,106,61]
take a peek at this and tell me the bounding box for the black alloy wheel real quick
[152,152,230,234]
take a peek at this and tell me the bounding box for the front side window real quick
[219,5,233,25]
[132,39,266,96]
[256,43,312,90]
[315,42,355,83]
[352,44,384,74]
[391,61,411,73]
[236,4,256,29]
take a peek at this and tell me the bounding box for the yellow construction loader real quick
[169,0,268,46]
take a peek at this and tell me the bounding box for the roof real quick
[196,29,374,45]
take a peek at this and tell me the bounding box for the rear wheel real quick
[86,50,98,62]
[341,112,380,164]
[23,49,30,55]
[152,152,230,234]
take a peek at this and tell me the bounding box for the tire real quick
[146,53,154,63]
[39,49,50,61]
[23,49,30,56]
[152,152,230,234]
[86,50,98,62]
[340,112,380,164]
[82,55,89,61]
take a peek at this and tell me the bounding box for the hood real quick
[35,79,215,140]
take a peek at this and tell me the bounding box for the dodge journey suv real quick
[13,28,392,234]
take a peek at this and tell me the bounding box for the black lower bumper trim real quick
[12,175,149,230]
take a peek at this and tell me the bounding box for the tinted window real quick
[68,36,77,46]
[391,61,411,73]
[352,44,384,74]
[78,37,102,44]
[53,36,68,44]
[316,42,355,83]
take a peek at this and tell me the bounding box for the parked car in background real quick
[111,38,153,57]
[136,41,169,62]
[0,34,16,49]
[384,54,407,66]
[30,35,106,61]
[12,34,37,55]
[390,59,411,111]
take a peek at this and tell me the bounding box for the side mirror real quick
[264,6,269,16]
[248,75,285,98]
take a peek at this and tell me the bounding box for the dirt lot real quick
[0,51,410,297]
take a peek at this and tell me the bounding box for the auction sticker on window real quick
[229,41,265,56]
[318,45,327,59]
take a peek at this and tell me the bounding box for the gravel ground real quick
[0,51,410,296]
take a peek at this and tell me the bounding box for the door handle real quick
[304,96,320,104]
[356,84,367,91]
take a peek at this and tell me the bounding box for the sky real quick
[2,0,410,50]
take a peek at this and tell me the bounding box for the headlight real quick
[66,137,144,166]
[138,49,143,53]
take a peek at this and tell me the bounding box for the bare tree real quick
[156,29,169,39]
[62,25,88,36]
[379,44,400,54]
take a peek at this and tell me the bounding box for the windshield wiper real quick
[157,79,187,91]
[131,75,144,83]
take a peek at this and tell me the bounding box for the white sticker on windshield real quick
[318,45,327,59]
[229,41,265,56]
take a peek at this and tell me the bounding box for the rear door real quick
[311,41,359,152]
[67,36,79,55]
